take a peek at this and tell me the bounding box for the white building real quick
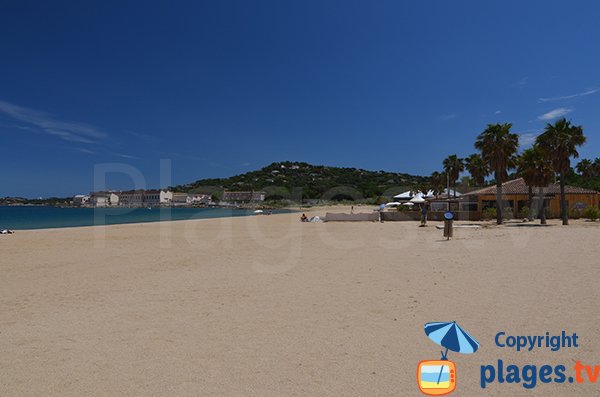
[73,194,90,206]
[160,190,173,204]
[90,193,109,207]
[90,191,119,207]
[187,193,211,204]
[108,192,119,206]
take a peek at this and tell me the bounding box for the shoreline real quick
[5,202,599,233]
[0,206,296,232]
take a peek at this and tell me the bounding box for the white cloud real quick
[115,153,139,159]
[538,107,572,121]
[538,88,599,103]
[494,110,502,115]
[0,100,108,144]
[512,77,528,87]
[519,131,541,146]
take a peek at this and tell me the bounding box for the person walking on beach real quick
[420,204,428,226]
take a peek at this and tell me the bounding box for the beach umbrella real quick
[424,321,479,384]
[409,195,426,204]
[254,210,263,214]
[385,202,402,207]
[393,190,413,200]
[402,202,414,206]
[424,321,479,355]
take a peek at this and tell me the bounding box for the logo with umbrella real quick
[417,321,480,396]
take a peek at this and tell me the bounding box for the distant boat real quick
[254,210,263,214]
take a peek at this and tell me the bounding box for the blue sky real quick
[1,1,599,197]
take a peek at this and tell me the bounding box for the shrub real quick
[569,208,582,219]
[397,204,409,212]
[583,206,600,221]
[518,206,530,219]
[503,207,514,219]
[482,207,497,220]
[545,207,557,219]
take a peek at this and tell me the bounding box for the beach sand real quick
[2,206,600,396]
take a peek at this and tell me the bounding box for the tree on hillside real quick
[536,118,586,225]
[518,146,554,223]
[442,154,464,198]
[465,153,490,186]
[474,123,520,224]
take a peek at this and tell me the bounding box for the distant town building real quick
[89,191,119,207]
[86,189,215,207]
[171,192,189,205]
[160,190,173,204]
[187,193,211,204]
[118,190,144,207]
[221,191,266,204]
[143,190,161,207]
[72,194,90,206]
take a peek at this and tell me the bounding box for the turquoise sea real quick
[0,206,291,230]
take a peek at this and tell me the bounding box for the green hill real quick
[172,161,427,201]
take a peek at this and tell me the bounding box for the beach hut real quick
[463,178,600,219]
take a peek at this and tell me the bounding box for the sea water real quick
[0,206,291,230]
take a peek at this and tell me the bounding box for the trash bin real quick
[443,211,454,239]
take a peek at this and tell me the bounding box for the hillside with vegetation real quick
[172,161,427,201]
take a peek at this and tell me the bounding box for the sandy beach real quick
[2,207,600,396]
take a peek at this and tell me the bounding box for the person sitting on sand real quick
[300,213,308,222]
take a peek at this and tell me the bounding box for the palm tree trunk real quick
[495,176,502,225]
[560,173,568,225]
[539,186,547,225]
[527,185,534,221]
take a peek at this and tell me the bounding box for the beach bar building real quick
[463,178,600,218]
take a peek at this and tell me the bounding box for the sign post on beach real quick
[443,212,454,240]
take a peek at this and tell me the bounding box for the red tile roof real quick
[464,178,599,196]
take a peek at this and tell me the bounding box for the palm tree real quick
[429,171,445,198]
[518,146,554,223]
[465,153,490,186]
[576,159,593,178]
[518,149,538,221]
[592,158,600,177]
[442,155,465,198]
[536,118,586,225]
[410,181,430,198]
[474,123,520,224]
